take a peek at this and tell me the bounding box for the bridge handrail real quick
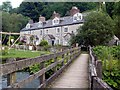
[89,46,113,90]
[1,47,81,88]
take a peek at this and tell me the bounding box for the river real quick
[1,72,40,89]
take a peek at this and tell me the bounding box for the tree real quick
[17,2,97,21]
[2,1,12,12]
[18,2,45,22]
[113,2,120,39]
[2,11,29,32]
[71,11,114,46]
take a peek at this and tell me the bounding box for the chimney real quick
[39,15,46,22]
[52,11,60,19]
[70,6,80,16]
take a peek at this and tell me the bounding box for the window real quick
[64,27,68,32]
[73,13,83,22]
[74,17,77,21]
[38,22,42,27]
[46,30,48,34]
[79,15,82,20]
[40,30,42,35]
[26,23,30,29]
[32,31,34,34]
[57,39,59,44]
[57,28,60,33]
[52,17,60,25]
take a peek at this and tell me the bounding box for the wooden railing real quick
[89,46,113,90]
[1,47,81,89]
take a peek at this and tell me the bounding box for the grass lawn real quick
[1,49,50,59]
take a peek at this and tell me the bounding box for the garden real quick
[93,46,120,90]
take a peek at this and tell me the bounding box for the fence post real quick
[66,51,69,63]
[39,62,46,88]
[54,57,57,72]
[70,49,72,60]
[7,58,16,86]
[96,60,102,79]
[62,54,65,66]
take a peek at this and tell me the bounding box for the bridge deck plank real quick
[49,54,89,88]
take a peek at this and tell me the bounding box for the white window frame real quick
[40,30,42,35]
[64,27,68,32]
[46,30,48,34]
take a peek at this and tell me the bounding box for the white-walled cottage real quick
[20,6,86,46]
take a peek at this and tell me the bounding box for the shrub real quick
[39,40,48,46]
[1,46,8,55]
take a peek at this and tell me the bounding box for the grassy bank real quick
[1,49,50,59]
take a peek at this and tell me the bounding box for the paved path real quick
[49,54,89,88]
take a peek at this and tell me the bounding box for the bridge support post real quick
[7,72,16,86]
[96,60,102,79]
[7,58,16,86]
[39,62,46,88]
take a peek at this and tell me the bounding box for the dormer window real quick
[38,21,43,27]
[52,17,60,25]
[26,23,30,29]
[73,13,83,22]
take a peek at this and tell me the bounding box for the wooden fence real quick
[89,46,113,90]
[1,47,81,89]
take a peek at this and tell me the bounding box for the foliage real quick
[71,11,114,46]
[0,46,8,55]
[113,2,120,39]
[103,69,120,89]
[106,2,115,17]
[43,45,51,51]
[2,1,12,12]
[39,40,48,46]
[105,2,120,39]
[93,46,120,90]
[2,11,29,32]
[17,2,97,21]
[29,64,40,74]
[1,48,50,59]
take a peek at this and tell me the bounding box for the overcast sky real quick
[0,0,24,8]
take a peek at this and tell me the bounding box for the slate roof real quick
[21,13,86,32]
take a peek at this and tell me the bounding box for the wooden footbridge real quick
[1,47,113,89]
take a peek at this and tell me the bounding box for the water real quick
[1,72,40,89]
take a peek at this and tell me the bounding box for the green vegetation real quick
[0,49,50,59]
[71,11,114,46]
[17,2,97,21]
[93,46,120,90]
[2,11,29,33]
[39,40,48,46]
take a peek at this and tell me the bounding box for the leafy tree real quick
[71,11,114,46]
[18,2,45,22]
[17,2,97,21]
[106,2,115,17]
[113,2,120,39]
[2,11,29,32]
[2,1,12,12]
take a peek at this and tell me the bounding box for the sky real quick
[0,0,24,8]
